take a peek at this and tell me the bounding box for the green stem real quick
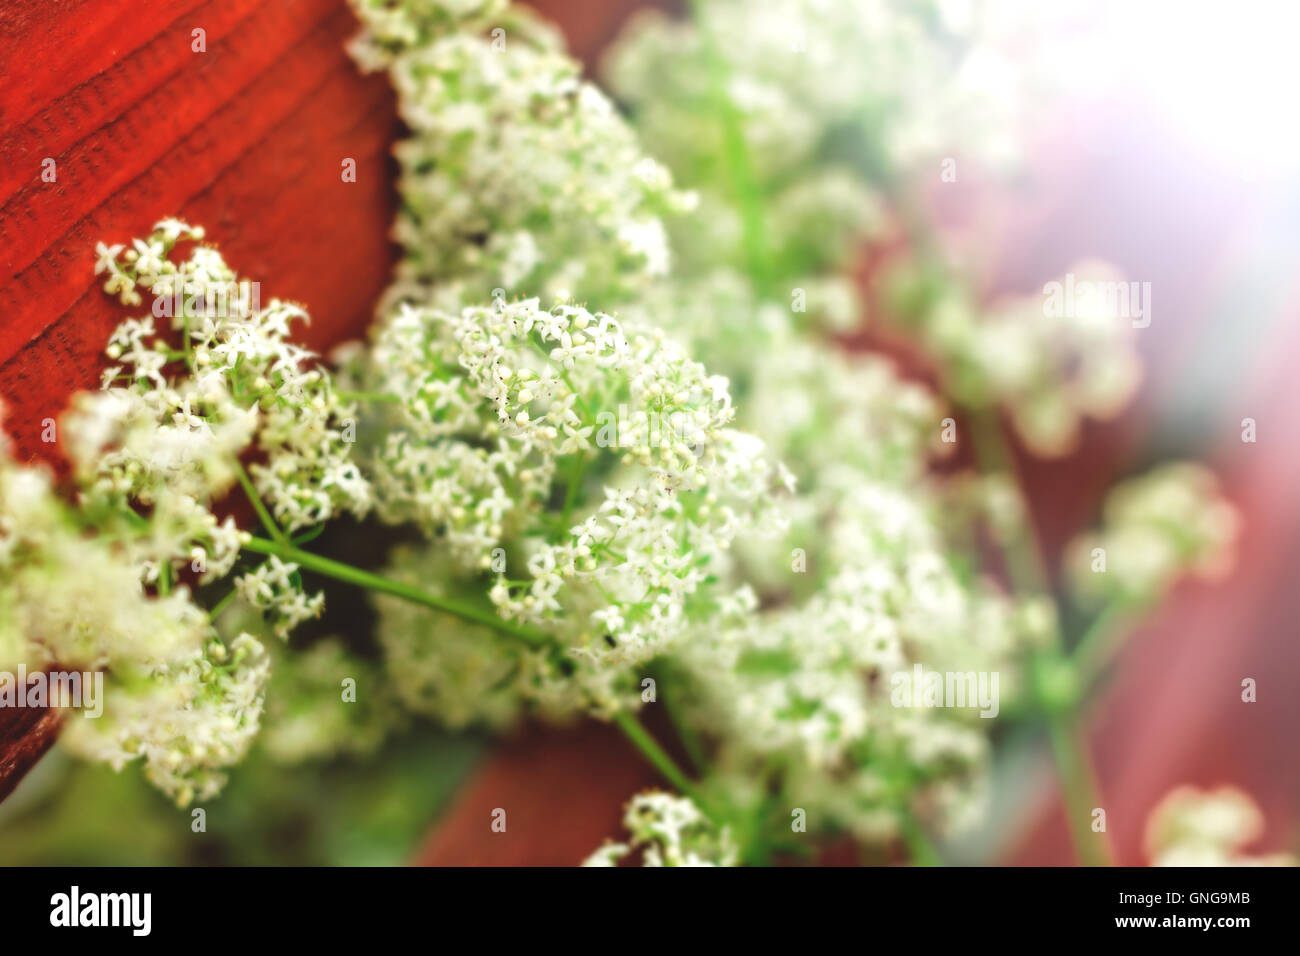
[719,102,771,294]
[240,536,549,646]
[965,406,1115,866]
[234,461,287,546]
[558,370,594,420]
[661,690,709,776]
[614,710,706,809]
[1047,711,1113,866]
[1072,599,1143,692]
[898,812,942,866]
[692,0,772,296]
[558,455,587,535]
[208,588,239,621]
[966,406,1049,595]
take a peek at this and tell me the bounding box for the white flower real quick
[347,0,690,310]
[236,557,325,639]
[583,791,738,867]
[1067,463,1238,606]
[1145,786,1296,867]
[61,634,271,806]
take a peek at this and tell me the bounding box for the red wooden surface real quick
[414,722,660,866]
[0,0,400,464]
[0,705,60,803]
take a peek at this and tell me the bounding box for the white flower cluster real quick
[90,220,369,536]
[363,297,791,716]
[1144,786,1295,867]
[77,221,373,641]
[0,437,204,673]
[605,0,1034,187]
[0,408,269,805]
[370,545,545,729]
[1067,463,1238,607]
[245,0,1238,860]
[607,2,1142,461]
[234,556,325,640]
[888,261,1143,456]
[62,634,270,806]
[601,0,1047,334]
[5,219,383,803]
[582,791,738,867]
[348,0,692,309]
[348,0,509,53]
[594,1,1057,846]
[672,481,1053,841]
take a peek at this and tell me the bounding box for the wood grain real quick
[0,0,400,463]
[0,702,60,802]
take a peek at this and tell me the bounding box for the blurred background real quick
[1,0,1297,865]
